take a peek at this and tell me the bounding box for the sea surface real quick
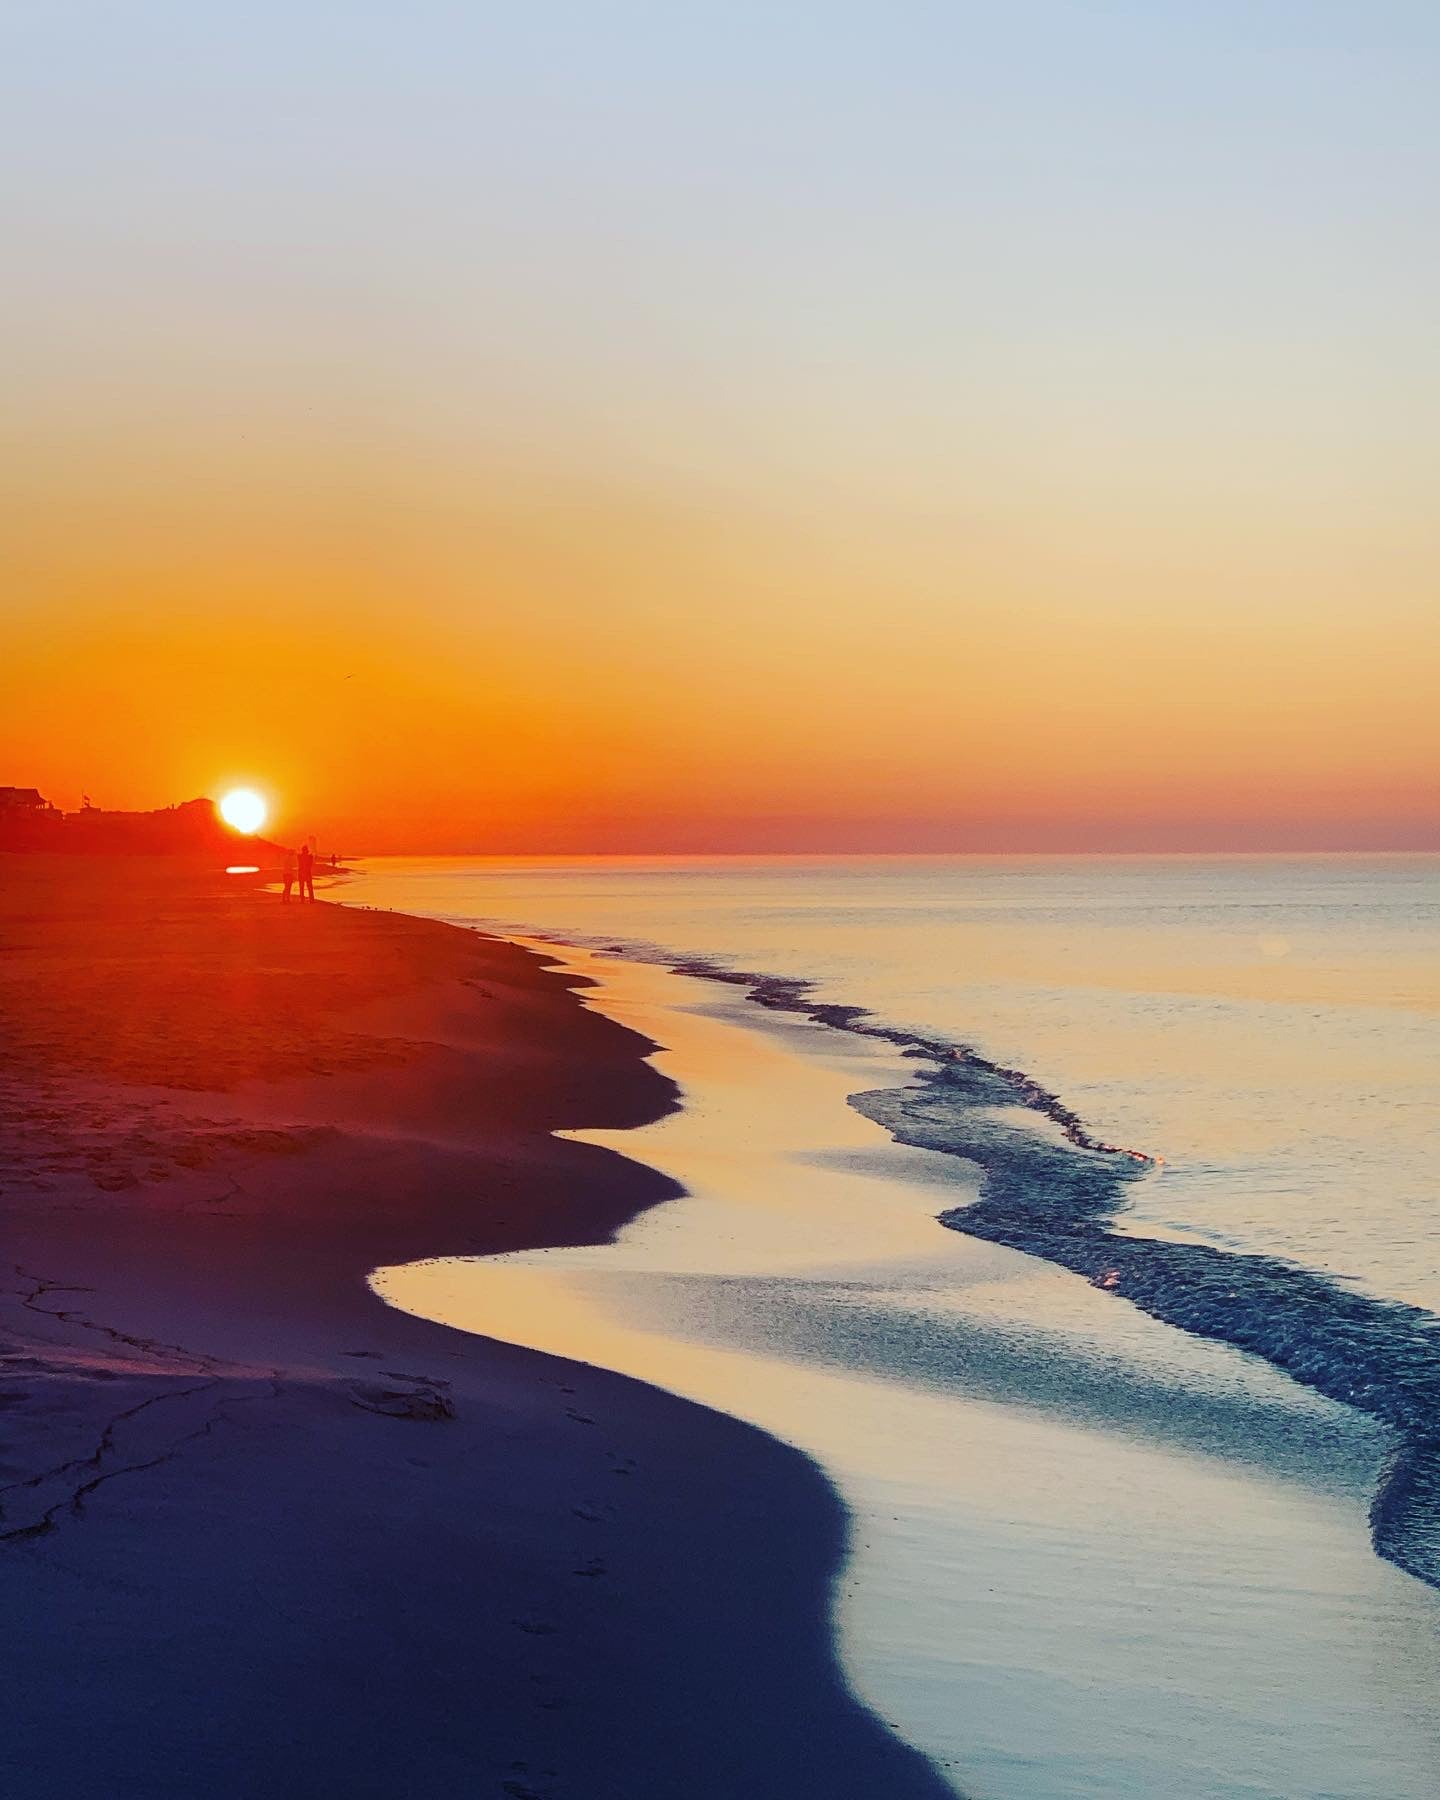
[354,854,1440,1796]
[356,854,1437,1307]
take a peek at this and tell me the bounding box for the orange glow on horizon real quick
[4,516,1435,857]
[4,6,1438,856]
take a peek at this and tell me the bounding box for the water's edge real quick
[511,928,1440,1594]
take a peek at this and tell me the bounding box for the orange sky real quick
[7,436,1434,852]
[4,5,1437,853]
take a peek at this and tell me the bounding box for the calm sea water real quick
[356,853,1438,1314]
[356,854,1440,1794]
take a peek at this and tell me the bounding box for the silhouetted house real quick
[0,786,62,850]
[0,787,52,813]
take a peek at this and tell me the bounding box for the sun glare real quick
[219,788,267,835]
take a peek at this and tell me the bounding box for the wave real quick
[515,930,1440,1592]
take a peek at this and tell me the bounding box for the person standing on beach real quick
[281,847,296,902]
[297,840,315,903]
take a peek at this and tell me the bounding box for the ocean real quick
[353,854,1440,1797]
[354,854,1437,1309]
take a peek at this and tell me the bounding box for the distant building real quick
[0,786,62,851]
[0,787,54,812]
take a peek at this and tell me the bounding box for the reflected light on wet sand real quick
[375,949,1440,1800]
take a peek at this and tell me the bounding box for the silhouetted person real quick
[281,847,296,903]
[297,840,315,903]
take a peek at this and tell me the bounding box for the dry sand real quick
[0,857,951,1799]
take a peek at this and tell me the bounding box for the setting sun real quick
[218,788,267,835]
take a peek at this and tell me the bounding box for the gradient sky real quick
[3,2,1437,851]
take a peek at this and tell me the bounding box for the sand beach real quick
[370,935,1440,1800]
[0,858,949,1799]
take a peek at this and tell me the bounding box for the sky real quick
[3,1,1437,852]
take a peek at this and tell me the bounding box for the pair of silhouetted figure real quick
[282,842,316,903]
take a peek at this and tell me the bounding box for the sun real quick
[218,788,268,835]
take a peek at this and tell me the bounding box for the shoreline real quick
[428,913,1440,1595]
[374,941,1440,1800]
[0,858,952,1798]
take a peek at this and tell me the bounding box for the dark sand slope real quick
[0,861,952,1800]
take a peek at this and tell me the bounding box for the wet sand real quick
[378,946,1440,1800]
[0,858,950,1799]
